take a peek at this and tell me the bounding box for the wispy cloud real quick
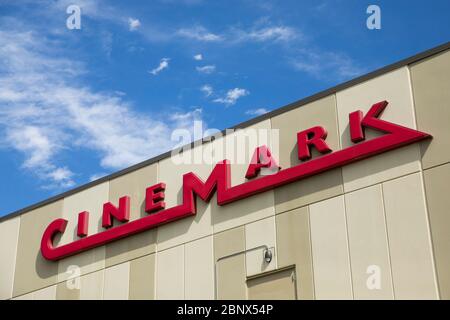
[193,54,203,61]
[0,28,204,189]
[52,0,171,43]
[292,49,365,80]
[47,167,75,188]
[176,23,300,44]
[159,0,204,5]
[51,2,300,47]
[149,58,170,75]
[312,2,328,12]
[4,125,75,188]
[169,108,203,127]
[214,88,249,106]
[232,26,299,43]
[100,30,113,58]
[128,17,141,31]
[89,172,108,182]
[196,65,216,74]
[53,2,300,48]
[176,26,222,41]
[200,84,213,97]
[246,108,269,116]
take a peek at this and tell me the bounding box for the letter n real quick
[102,196,130,228]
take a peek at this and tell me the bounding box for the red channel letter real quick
[297,126,332,161]
[102,196,130,228]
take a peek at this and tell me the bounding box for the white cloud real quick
[292,49,364,80]
[100,30,113,58]
[169,108,203,127]
[128,18,141,31]
[246,108,269,116]
[6,126,55,169]
[149,58,170,75]
[0,29,205,189]
[313,2,328,12]
[47,167,75,188]
[176,24,298,44]
[196,65,216,74]
[51,2,298,46]
[176,26,222,42]
[193,54,203,61]
[159,0,204,4]
[53,1,170,42]
[89,172,108,182]
[5,125,75,188]
[200,84,213,97]
[214,88,249,106]
[236,26,298,42]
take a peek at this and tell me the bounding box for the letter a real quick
[245,145,280,179]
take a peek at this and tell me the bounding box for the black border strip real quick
[1,41,449,222]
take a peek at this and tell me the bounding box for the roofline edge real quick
[1,41,449,223]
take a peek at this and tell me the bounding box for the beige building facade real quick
[1,43,449,300]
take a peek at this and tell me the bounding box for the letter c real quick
[41,219,68,260]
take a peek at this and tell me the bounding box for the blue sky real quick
[0,0,449,216]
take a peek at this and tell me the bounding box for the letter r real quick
[297,126,332,161]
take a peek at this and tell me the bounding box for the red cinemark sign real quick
[41,101,431,261]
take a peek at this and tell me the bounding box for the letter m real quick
[182,160,231,214]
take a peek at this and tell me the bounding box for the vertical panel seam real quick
[271,215,278,272]
[306,205,316,300]
[125,262,130,300]
[405,66,420,131]
[100,266,105,300]
[408,62,441,298]
[341,194,354,300]
[183,243,186,299]
[418,171,441,299]
[339,154,352,298]
[243,223,248,299]
[379,183,396,300]
[8,218,21,300]
[154,248,158,299]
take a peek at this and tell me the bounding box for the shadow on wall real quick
[419,139,432,160]
[340,122,425,187]
[35,247,59,280]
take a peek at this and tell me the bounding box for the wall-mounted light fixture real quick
[263,248,273,264]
